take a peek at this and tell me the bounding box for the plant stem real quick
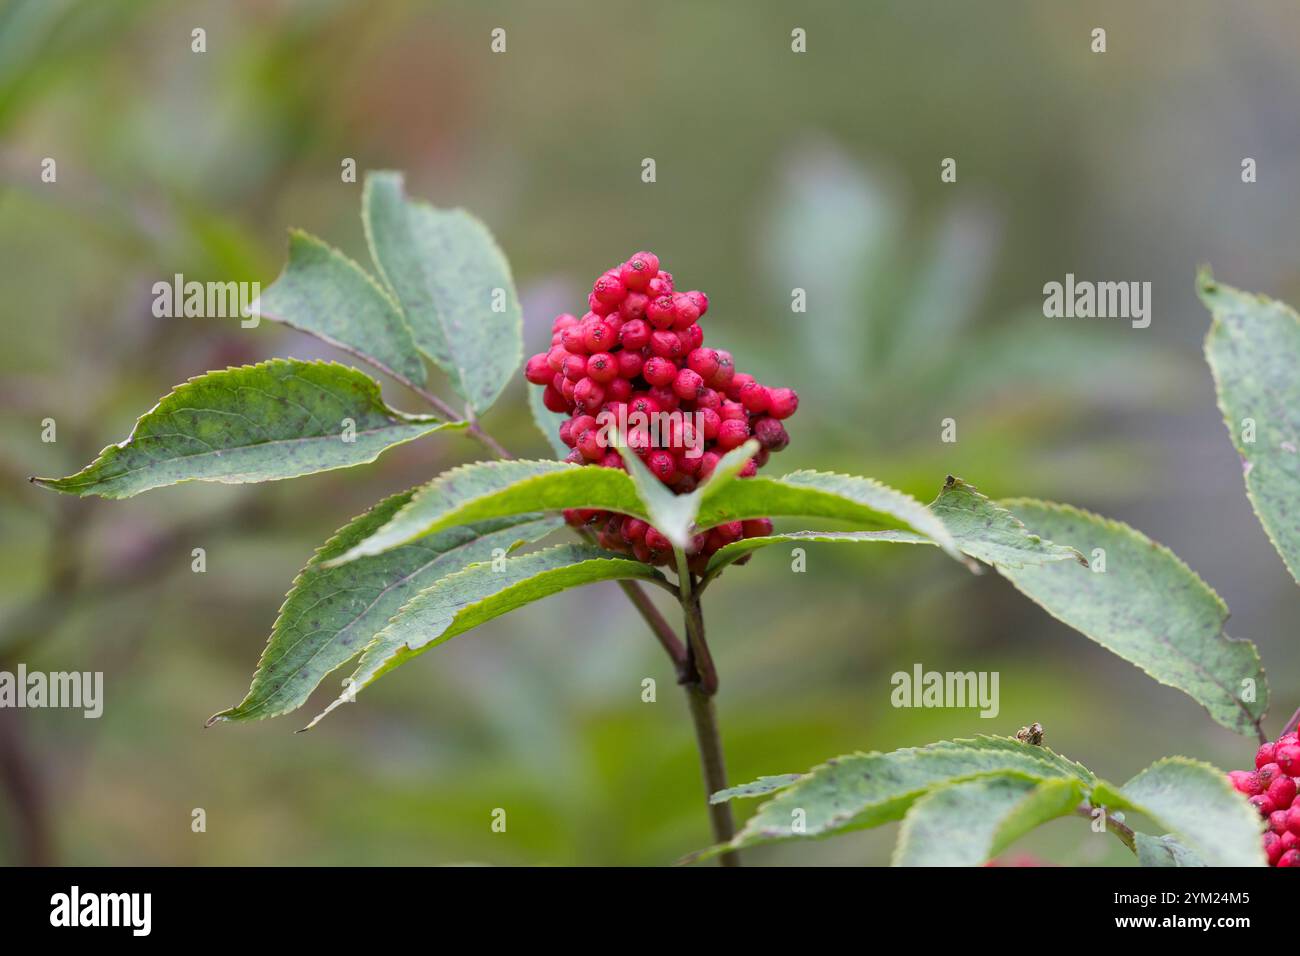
[685,685,739,867]
[674,547,736,864]
[1075,803,1137,854]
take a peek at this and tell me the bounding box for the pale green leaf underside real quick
[705,736,1094,858]
[255,230,428,387]
[1093,757,1264,867]
[704,476,1083,575]
[527,382,570,458]
[364,171,522,413]
[892,776,1082,867]
[32,360,460,499]
[1000,499,1267,736]
[1199,270,1300,584]
[617,440,759,548]
[329,459,648,564]
[306,544,659,728]
[1134,833,1206,868]
[211,488,560,722]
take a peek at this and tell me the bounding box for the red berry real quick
[671,292,700,329]
[585,352,618,384]
[1227,770,1260,795]
[1272,810,1293,833]
[561,325,587,353]
[542,384,568,413]
[1269,775,1297,808]
[620,252,659,291]
[1279,849,1300,868]
[619,291,649,320]
[753,416,789,451]
[552,312,579,332]
[1250,794,1276,815]
[767,387,799,420]
[648,385,680,411]
[647,450,677,484]
[712,350,735,388]
[698,407,721,439]
[621,517,648,542]
[644,527,671,552]
[646,295,677,330]
[582,318,616,353]
[580,427,610,461]
[616,350,643,379]
[643,357,677,387]
[1265,832,1285,865]
[525,353,553,385]
[606,376,632,403]
[546,345,569,372]
[593,274,627,306]
[1257,742,1278,769]
[688,348,720,380]
[678,324,704,353]
[620,318,651,350]
[647,274,673,297]
[650,329,683,359]
[573,377,605,412]
[685,290,708,316]
[1276,743,1300,775]
[563,353,588,381]
[719,400,746,422]
[628,393,661,418]
[673,367,705,401]
[588,291,614,316]
[743,518,774,538]
[716,418,750,451]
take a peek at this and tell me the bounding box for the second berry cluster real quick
[523,251,798,572]
[1229,732,1300,866]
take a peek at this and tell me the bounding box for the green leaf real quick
[363,171,522,413]
[694,469,963,562]
[704,476,1084,575]
[1199,270,1300,584]
[999,499,1267,736]
[892,776,1082,867]
[254,230,428,389]
[1092,757,1264,867]
[709,775,804,804]
[527,381,570,458]
[617,439,759,549]
[1135,833,1206,868]
[327,459,647,564]
[707,736,1094,857]
[210,492,560,723]
[306,544,660,728]
[32,360,461,499]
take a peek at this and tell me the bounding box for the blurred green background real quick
[1,0,1298,866]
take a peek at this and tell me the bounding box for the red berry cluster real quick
[1228,733,1300,866]
[523,251,798,572]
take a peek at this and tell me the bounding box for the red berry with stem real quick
[620,252,659,291]
[585,352,618,384]
[646,295,676,329]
